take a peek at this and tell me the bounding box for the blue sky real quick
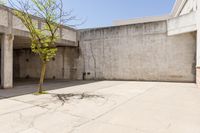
[64,0,176,29]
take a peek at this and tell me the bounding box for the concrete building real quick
[0,0,199,89]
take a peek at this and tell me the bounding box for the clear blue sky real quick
[64,0,176,29]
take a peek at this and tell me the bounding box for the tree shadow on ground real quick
[50,92,104,105]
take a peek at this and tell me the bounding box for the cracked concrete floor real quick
[0,81,200,133]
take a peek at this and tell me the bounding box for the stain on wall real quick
[13,47,78,80]
[77,21,196,82]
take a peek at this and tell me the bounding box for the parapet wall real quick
[0,5,77,46]
[77,21,196,82]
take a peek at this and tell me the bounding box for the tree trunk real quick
[38,61,47,93]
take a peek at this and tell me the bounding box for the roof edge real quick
[113,15,171,26]
[171,0,187,17]
[113,0,187,26]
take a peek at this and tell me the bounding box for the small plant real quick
[33,91,49,95]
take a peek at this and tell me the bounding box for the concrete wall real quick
[0,8,8,27]
[13,47,79,80]
[0,5,77,44]
[78,21,196,82]
[113,15,170,26]
[167,11,197,35]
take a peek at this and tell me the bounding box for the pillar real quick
[1,34,14,89]
[196,0,200,87]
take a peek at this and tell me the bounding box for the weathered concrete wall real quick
[13,47,78,80]
[167,11,197,35]
[78,21,196,82]
[13,16,30,32]
[0,5,77,45]
[1,34,14,88]
[0,8,8,27]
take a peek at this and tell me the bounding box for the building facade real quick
[0,0,199,88]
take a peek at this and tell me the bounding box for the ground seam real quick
[69,82,158,133]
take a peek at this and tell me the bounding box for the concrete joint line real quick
[69,83,157,133]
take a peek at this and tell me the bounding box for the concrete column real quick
[196,0,200,86]
[196,34,200,86]
[1,34,14,89]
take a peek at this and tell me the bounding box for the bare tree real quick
[8,0,77,94]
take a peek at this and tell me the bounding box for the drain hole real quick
[25,75,30,79]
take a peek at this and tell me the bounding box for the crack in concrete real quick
[69,83,158,133]
[0,82,159,133]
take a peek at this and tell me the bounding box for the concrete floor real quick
[0,81,200,133]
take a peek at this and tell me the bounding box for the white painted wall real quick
[179,0,197,16]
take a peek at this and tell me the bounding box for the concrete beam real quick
[171,0,187,17]
[167,11,197,36]
[0,5,77,45]
[1,34,14,89]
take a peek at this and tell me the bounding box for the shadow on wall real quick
[13,46,79,81]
